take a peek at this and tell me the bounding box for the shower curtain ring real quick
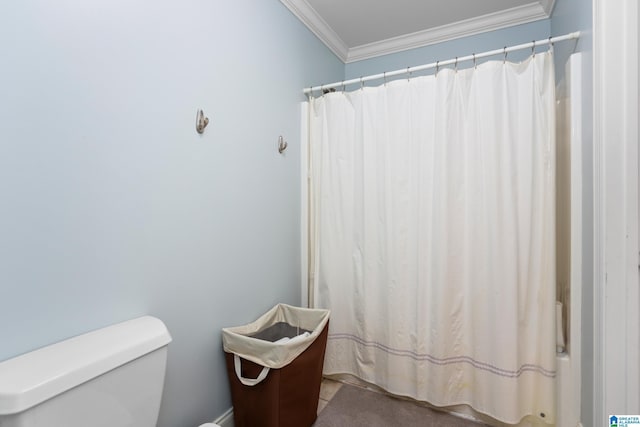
[473,53,477,69]
[435,61,439,77]
[455,57,458,72]
[383,71,387,86]
[341,81,346,93]
[360,76,364,90]
[532,40,536,57]
[503,47,507,64]
[406,67,412,82]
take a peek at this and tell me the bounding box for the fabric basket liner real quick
[222,303,330,369]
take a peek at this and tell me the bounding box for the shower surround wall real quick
[550,0,593,425]
[0,2,342,426]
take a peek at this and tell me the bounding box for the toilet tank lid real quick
[0,316,172,415]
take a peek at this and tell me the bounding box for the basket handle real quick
[234,354,270,386]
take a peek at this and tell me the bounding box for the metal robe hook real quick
[195,109,209,134]
[278,135,288,154]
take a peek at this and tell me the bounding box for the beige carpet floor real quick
[313,384,487,427]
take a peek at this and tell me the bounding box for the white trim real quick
[622,0,640,410]
[568,52,583,427]
[280,0,552,64]
[593,0,605,422]
[593,0,640,424]
[213,407,234,427]
[540,0,556,15]
[279,0,349,62]
[346,3,549,63]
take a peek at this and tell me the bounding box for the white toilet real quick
[0,316,220,427]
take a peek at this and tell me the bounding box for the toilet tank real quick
[0,316,172,427]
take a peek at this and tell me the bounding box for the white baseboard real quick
[214,408,234,427]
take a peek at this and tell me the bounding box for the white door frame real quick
[593,0,639,424]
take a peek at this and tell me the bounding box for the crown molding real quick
[540,0,557,15]
[346,2,550,63]
[279,0,349,62]
[281,0,552,64]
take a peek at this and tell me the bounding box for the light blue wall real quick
[550,0,592,82]
[344,20,550,84]
[0,1,342,426]
[550,1,593,426]
[0,1,594,425]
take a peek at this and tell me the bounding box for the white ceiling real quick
[280,0,555,63]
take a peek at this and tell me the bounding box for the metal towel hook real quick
[195,109,209,134]
[278,135,288,154]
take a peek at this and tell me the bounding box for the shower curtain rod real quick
[304,31,580,95]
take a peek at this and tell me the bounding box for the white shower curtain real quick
[309,52,556,425]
